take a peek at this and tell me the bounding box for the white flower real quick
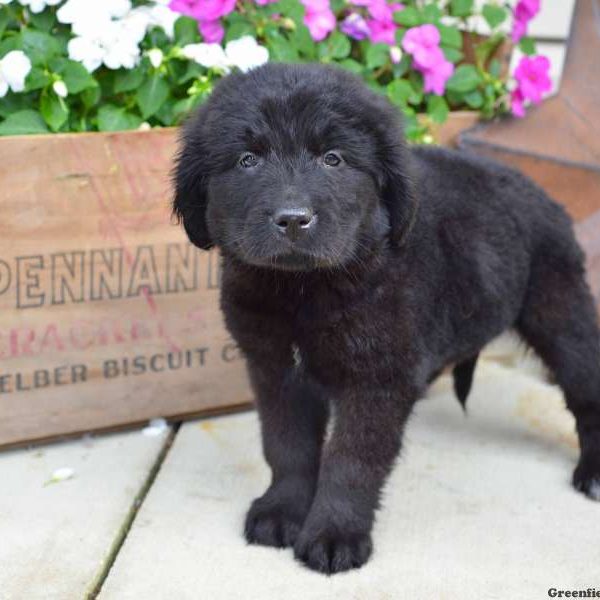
[135,2,179,38]
[0,50,32,97]
[19,0,61,13]
[52,79,68,97]
[183,37,270,74]
[182,43,230,72]
[57,0,131,29]
[59,0,151,72]
[389,46,402,64]
[224,36,269,73]
[58,0,176,72]
[67,36,105,72]
[147,47,164,69]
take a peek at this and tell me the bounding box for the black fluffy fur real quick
[173,63,600,575]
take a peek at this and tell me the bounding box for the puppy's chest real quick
[293,294,412,385]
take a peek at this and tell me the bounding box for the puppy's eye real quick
[323,152,342,167]
[239,153,259,169]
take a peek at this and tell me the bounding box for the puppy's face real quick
[174,64,415,271]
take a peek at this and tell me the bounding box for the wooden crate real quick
[0,129,252,448]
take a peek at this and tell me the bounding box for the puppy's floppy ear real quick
[380,137,418,247]
[172,105,213,250]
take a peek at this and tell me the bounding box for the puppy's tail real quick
[452,354,479,413]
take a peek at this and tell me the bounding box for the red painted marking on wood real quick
[68,138,181,353]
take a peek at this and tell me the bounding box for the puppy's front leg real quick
[294,385,414,574]
[244,355,329,548]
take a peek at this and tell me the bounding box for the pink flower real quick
[423,59,454,95]
[515,0,540,22]
[200,19,225,43]
[511,0,540,42]
[168,0,235,21]
[510,55,551,117]
[402,24,440,67]
[514,55,551,103]
[511,88,526,117]
[367,18,397,45]
[169,0,235,44]
[402,24,454,95]
[301,0,336,41]
[361,0,403,45]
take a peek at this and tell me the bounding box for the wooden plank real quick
[0,129,251,448]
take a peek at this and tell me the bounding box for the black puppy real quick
[173,63,600,574]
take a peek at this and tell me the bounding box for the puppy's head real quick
[173,63,416,271]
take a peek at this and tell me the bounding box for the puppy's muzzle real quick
[272,207,316,242]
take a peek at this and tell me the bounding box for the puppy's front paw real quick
[573,454,600,501]
[293,528,372,574]
[245,481,314,548]
[245,502,304,548]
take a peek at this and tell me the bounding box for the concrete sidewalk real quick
[1,340,598,599]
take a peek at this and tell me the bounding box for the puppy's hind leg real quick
[516,249,600,501]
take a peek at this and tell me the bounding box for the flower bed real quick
[0,0,551,142]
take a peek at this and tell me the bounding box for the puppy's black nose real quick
[273,207,315,240]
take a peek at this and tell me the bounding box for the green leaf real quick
[290,25,316,58]
[97,105,142,131]
[438,24,462,48]
[272,0,305,24]
[135,74,169,119]
[21,29,62,63]
[338,59,363,75]
[441,46,463,63]
[387,79,413,107]
[29,9,56,32]
[488,58,501,79]
[394,7,420,27]
[24,67,51,91]
[422,4,442,23]
[426,95,449,124]
[114,66,145,93]
[176,61,203,84]
[61,60,97,94]
[0,92,30,118]
[0,109,49,135]
[449,0,474,17]
[464,89,484,108]
[174,16,201,45]
[482,4,507,29]
[0,8,10,37]
[268,36,299,62]
[81,86,101,109]
[224,20,255,43]
[0,36,21,57]
[319,31,351,59]
[519,36,536,55]
[446,64,482,93]
[392,53,411,78]
[366,43,389,69]
[40,89,69,131]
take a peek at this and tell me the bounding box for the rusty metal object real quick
[458,0,600,307]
